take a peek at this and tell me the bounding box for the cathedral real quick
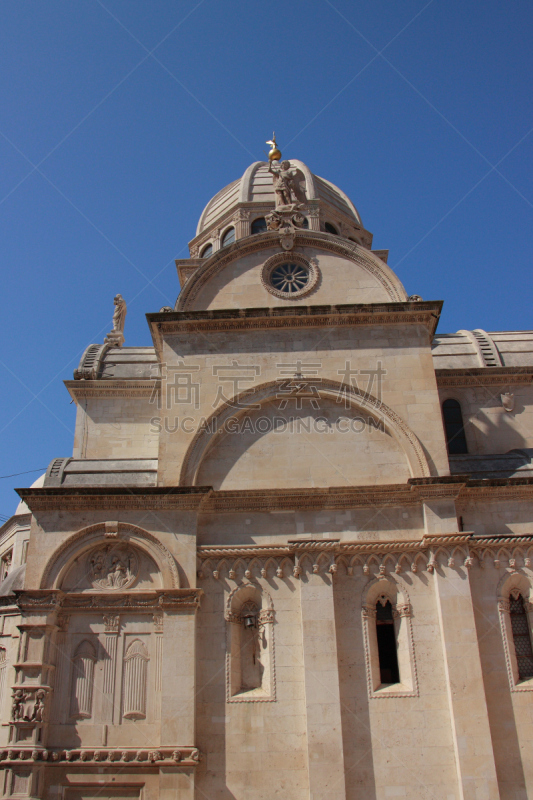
[0,142,532,800]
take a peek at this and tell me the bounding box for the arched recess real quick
[179,379,430,487]
[225,582,275,702]
[497,571,533,691]
[40,523,180,590]
[361,576,418,698]
[176,233,407,310]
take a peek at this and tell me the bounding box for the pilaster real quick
[296,543,346,800]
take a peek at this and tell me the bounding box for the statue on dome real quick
[266,133,307,210]
[104,294,127,347]
[268,160,307,209]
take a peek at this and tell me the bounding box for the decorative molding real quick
[0,746,201,766]
[149,303,441,339]
[436,367,533,388]
[65,380,160,401]
[12,590,202,613]
[17,479,533,515]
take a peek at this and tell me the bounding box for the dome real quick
[14,472,45,516]
[196,160,363,235]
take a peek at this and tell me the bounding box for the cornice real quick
[436,367,533,387]
[147,300,442,339]
[65,380,159,400]
[10,589,202,612]
[16,477,533,513]
[15,486,212,512]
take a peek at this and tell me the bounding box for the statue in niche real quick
[87,544,139,590]
[104,294,127,347]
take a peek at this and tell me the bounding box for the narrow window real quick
[300,216,309,229]
[376,600,400,684]
[221,227,235,247]
[510,594,533,679]
[324,222,338,235]
[70,640,96,719]
[201,243,213,258]
[442,399,468,454]
[251,217,267,234]
[123,639,149,720]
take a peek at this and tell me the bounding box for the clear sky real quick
[1,0,532,518]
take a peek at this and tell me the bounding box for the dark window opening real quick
[442,399,468,454]
[300,216,309,229]
[221,227,235,247]
[251,217,267,235]
[510,594,533,679]
[376,600,400,684]
[324,222,338,235]
[201,243,213,258]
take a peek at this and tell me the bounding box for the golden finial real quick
[266,132,282,162]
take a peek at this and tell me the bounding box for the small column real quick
[296,543,346,800]
[233,208,250,240]
[306,202,321,231]
[102,614,120,723]
[153,612,163,721]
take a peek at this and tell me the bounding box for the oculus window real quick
[270,263,309,294]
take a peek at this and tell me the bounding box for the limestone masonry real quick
[0,152,532,799]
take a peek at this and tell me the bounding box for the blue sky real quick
[0,0,532,518]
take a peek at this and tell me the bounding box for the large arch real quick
[179,379,430,486]
[176,232,407,311]
[40,522,180,590]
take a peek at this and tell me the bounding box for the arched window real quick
[510,594,533,680]
[251,217,267,235]
[300,216,309,229]
[70,640,96,719]
[376,600,400,684]
[442,399,468,454]
[201,243,213,258]
[123,639,149,720]
[324,222,338,235]
[221,227,235,247]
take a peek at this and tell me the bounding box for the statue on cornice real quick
[104,294,127,347]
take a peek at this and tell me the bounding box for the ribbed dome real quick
[196,161,362,235]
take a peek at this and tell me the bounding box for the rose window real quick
[270,263,309,294]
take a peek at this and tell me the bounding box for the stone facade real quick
[0,158,532,799]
